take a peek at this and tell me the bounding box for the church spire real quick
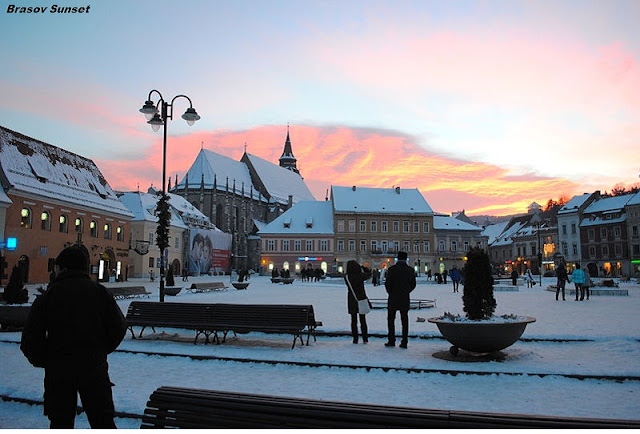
[279,124,300,175]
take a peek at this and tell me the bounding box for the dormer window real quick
[283,218,291,228]
[305,217,313,229]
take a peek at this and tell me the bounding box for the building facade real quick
[0,126,133,284]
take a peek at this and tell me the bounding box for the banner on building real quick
[188,228,232,274]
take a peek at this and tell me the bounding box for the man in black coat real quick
[20,245,127,428]
[384,251,416,348]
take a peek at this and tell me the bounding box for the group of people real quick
[555,261,592,301]
[345,251,416,349]
[271,267,291,278]
[300,266,324,282]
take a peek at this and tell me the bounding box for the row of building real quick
[1,124,638,287]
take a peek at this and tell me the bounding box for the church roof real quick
[243,153,315,204]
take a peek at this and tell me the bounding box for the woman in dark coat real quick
[345,260,372,344]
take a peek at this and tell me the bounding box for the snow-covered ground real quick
[1,274,639,428]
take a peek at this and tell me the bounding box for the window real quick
[381,241,388,252]
[451,241,458,252]
[614,244,622,257]
[320,240,329,251]
[571,223,576,234]
[423,221,430,233]
[413,241,420,253]
[439,240,445,252]
[463,241,469,252]
[572,244,578,255]
[75,217,83,233]
[58,215,68,233]
[588,246,596,258]
[90,220,98,237]
[267,240,276,251]
[602,245,609,257]
[423,241,430,253]
[348,220,356,232]
[370,221,377,232]
[117,226,124,242]
[562,242,568,256]
[174,237,179,249]
[20,207,32,228]
[41,211,51,231]
[148,232,154,244]
[337,239,344,251]
[103,223,111,239]
[381,221,388,232]
[348,239,355,251]
[613,226,621,238]
[403,241,410,251]
[588,229,595,240]
[360,220,366,231]
[633,244,640,255]
[633,226,639,238]
[562,224,567,235]
[393,240,400,251]
[337,220,345,232]
[282,240,290,251]
[360,240,367,252]
[600,228,608,239]
[393,221,399,232]
[294,240,301,251]
[148,257,154,268]
[413,221,420,233]
[306,240,313,251]
[403,221,410,232]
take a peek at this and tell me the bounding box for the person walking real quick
[20,245,127,428]
[581,266,592,301]
[524,268,535,288]
[450,266,461,293]
[344,260,372,344]
[555,265,568,301]
[384,251,416,349]
[571,262,586,301]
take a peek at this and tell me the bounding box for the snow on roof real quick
[628,191,640,206]
[584,194,634,214]
[118,191,187,228]
[331,186,433,214]
[0,125,132,218]
[175,149,256,199]
[481,221,509,244]
[433,215,483,231]
[558,193,593,214]
[259,201,334,235]
[243,153,316,204]
[489,220,529,247]
[580,215,627,227]
[0,187,11,205]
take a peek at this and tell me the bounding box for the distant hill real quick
[466,214,521,227]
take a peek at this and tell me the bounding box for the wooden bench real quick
[187,282,228,293]
[125,301,321,348]
[0,305,31,330]
[141,386,640,429]
[108,286,151,300]
[369,299,436,309]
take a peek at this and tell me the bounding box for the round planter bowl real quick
[428,316,536,354]
[232,282,250,290]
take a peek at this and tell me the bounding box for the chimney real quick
[288,195,293,207]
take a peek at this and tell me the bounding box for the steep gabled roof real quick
[434,215,483,232]
[243,153,315,204]
[331,186,433,214]
[583,194,634,214]
[0,125,132,217]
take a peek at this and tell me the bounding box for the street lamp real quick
[139,90,200,302]
[531,214,544,286]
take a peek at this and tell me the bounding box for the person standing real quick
[571,262,586,301]
[555,265,568,301]
[384,251,416,349]
[344,260,372,344]
[581,266,592,301]
[510,268,519,286]
[524,268,535,288]
[20,245,127,428]
[450,266,461,293]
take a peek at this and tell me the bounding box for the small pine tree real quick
[462,247,496,320]
[166,266,175,287]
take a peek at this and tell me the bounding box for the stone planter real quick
[428,316,536,355]
[164,287,182,296]
[232,282,250,290]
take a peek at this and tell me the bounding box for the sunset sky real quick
[1,0,638,216]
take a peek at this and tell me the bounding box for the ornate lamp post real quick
[139,90,200,302]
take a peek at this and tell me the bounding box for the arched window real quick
[20,207,32,228]
[75,217,83,233]
[59,215,68,233]
[103,223,111,239]
[283,261,290,270]
[90,220,98,237]
[41,211,51,231]
[116,226,124,242]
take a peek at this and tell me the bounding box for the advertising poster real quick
[188,228,232,274]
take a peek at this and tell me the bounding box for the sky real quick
[1,275,639,427]
[1,0,639,216]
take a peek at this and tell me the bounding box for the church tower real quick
[278,125,300,175]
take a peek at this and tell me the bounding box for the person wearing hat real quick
[20,245,127,428]
[384,251,416,348]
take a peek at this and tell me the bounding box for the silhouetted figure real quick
[384,252,416,349]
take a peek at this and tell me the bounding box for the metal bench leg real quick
[292,334,304,349]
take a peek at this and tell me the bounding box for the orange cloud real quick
[97,124,581,216]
